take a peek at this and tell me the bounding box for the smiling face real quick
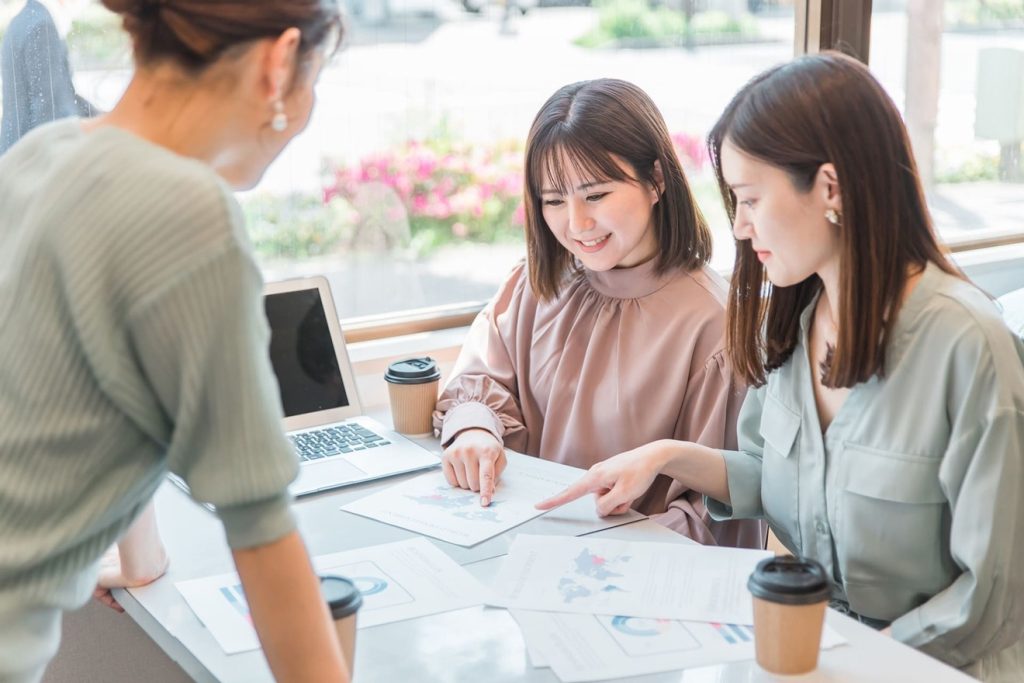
[539,153,661,271]
[721,137,841,288]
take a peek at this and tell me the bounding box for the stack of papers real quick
[175,538,491,655]
[512,610,846,682]
[487,535,847,682]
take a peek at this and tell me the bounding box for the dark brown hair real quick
[708,52,957,389]
[524,78,713,300]
[101,0,343,73]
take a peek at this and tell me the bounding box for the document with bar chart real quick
[511,610,847,682]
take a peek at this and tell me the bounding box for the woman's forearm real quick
[652,440,731,504]
[233,530,349,683]
[117,500,169,584]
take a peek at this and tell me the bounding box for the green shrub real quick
[946,0,1024,26]
[575,2,758,49]
[243,193,358,260]
[67,7,131,69]
[935,150,1000,184]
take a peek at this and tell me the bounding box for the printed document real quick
[340,455,638,546]
[175,538,490,654]
[488,535,772,624]
[511,610,847,682]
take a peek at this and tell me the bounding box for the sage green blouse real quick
[707,263,1024,670]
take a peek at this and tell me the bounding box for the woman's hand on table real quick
[442,428,507,507]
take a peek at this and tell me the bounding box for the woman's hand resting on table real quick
[442,428,508,507]
[94,500,170,612]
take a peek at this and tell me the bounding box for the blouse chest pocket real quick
[759,393,802,554]
[839,445,948,619]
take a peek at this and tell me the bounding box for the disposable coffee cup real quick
[320,575,363,675]
[747,555,831,675]
[384,357,441,436]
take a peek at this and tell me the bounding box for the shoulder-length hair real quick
[708,52,957,388]
[524,78,713,300]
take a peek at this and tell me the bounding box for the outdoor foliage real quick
[946,0,1024,27]
[323,134,527,254]
[575,2,757,49]
[248,129,713,260]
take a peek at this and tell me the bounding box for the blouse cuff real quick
[439,401,504,447]
[217,492,297,550]
[705,448,764,521]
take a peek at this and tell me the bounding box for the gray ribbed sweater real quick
[0,119,298,678]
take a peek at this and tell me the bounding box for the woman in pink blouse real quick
[432,79,763,548]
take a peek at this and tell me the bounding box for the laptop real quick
[264,275,440,496]
[170,275,440,503]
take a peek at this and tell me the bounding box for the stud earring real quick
[825,208,841,226]
[271,100,288,132]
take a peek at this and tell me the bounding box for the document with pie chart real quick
[511,610,847,682]
[175,538,490,655]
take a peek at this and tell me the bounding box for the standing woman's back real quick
[0,1,352,680]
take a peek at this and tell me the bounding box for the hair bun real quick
[101,0,343,72]
[100,0,148,15]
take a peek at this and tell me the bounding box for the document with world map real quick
[340,462,575,546]
[488,535,772,624]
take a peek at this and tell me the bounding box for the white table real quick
[118,450,976,683]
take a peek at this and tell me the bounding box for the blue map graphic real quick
[557,548,631,603]
[558,578,592,602]
[573,548,630,580]
[406,486,503,522]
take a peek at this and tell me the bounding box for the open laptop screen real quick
[265,288,350,417]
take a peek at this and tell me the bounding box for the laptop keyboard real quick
[290,423,391,462]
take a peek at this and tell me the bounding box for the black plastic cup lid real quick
[320,575,363,619]
[384,357,441,385]
[747,555,831,606]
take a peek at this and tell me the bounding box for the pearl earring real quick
[825,208,841,226]
[271,100,288,132]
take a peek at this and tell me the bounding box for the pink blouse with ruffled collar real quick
[433,259,764,548]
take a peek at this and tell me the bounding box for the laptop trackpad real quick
[291,457,367,495]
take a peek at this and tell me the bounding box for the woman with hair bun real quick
[0,1,350,681]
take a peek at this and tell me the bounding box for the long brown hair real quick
[102,0,343,73]
[524,79,712,300]
[709,52,956,388]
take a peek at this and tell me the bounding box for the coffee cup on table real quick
[747,555,831,675]
[384,357,441,436]
[320,575,363,675]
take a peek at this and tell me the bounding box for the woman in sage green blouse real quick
[539,52,1024,680]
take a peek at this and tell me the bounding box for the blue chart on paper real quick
[710,622,754,645]
[352,576,388,596]
[557,548,631,603]
[406,486,504,522]
[611,615,673,637]
[333,561,415,610]
[219,583,252,624]
[602,615,700,656]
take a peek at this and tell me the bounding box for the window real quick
[20,3,1019,338]
[866,0,1024,251]
[254,1,800,329]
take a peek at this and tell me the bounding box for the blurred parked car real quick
[462,0,539,13]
